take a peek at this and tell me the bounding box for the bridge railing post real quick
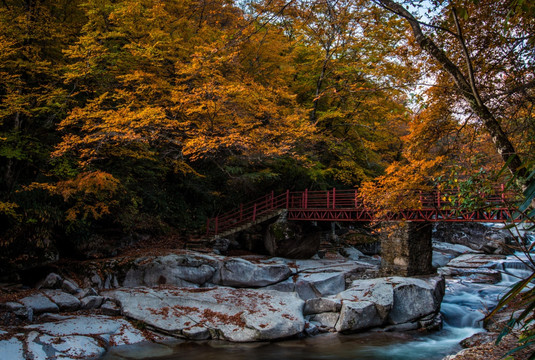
[253,204,257,221]
[271,190,274,209]
[437,190,441,208]
[286,190,290,209]
[304,189,308,209]
[327,190,330,208]
[332,187,336,209]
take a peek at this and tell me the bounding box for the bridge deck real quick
[206,187,519,237]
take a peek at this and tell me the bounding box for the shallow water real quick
[104,255,532,360]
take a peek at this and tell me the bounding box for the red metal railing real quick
[206,186,519,236]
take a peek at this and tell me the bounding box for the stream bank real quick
[0,222,531,359]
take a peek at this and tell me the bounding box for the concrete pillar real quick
[379,222,434,276]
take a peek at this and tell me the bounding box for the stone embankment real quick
[0,250,444,359]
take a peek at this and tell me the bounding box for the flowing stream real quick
[104,240,534,360]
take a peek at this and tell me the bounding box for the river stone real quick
[432,241,477,256]
[19,293,59,314]
[81,295,104,309]
[339,247,365,260]
[309,312,340,328]
[438,266,501,283]
[38,273,62,289]
[433,222,514,254]
[101,300,121,315]
[76,287,98,299]
[266,271,345,300]
[339,279,395,321]
[183,325,211,340]
[104,286,305,342]
[2,301,32,320]
[304,298,342,315]
[388,276,445,325]
[213,257,292,287]
[335,301,382,332]
[62,279,80,294]
[123,255,218,288]
[42,290,81,311]
[432,251,455,268]
[26,331,106,360]
[0,338,24,359]
[446,254,506,269]
[26,315,148,346]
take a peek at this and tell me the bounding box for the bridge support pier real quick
[379,222,434,276]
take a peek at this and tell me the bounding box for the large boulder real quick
[267,271,345,300]
[335,301,382,332]
[123,253,219,288]
[213,258,292,287]
[264,215,320,259]
[388,276,445,324]
[433,223,515,254]
[19,293,59,314]
[334,276,445,330]
[104,286,305,342]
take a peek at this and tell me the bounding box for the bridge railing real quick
[206,185,516,236]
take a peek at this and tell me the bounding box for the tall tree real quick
[373,0,535,188]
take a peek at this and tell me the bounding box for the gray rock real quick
[304,298,342,315]
[123,254,219,287]
[335,301,382,332]
[432,241,477,256]
[101,300,121,316]
[26,315,149,346]
[0,338,24,359]
[214,258,292,287]
[388,276,444,325]
[76,287,98,299]
[340,247,365,260]
[339,279,394,321]
[4,302,34,321]
[446,254,506,269]
[433,222,515,254]
[304,321,320,336]
[438,266,501,283]
[62,279,80,294]
[42,290,81,311]
[90,273,103,288]
[381,322,419,332]
[432,251,455,268]
[309,312,340,329]
[267,271,347,300]
[38,273,62,289]
[104,287,305,342]
[183,325,211,340]
[19,293,59,314]
[81,296,104,310]
[26,330,106,360]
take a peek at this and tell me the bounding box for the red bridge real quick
[206,186,518,237]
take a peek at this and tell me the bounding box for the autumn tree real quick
[372,0,535,186]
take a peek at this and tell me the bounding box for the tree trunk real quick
[376,0,528,187]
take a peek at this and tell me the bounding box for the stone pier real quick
[379,221,434,276]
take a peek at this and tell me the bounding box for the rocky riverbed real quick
[0,222,529,359]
